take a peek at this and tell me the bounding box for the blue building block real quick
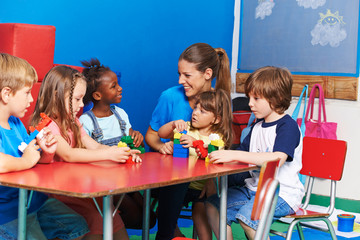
[173,143,189,158]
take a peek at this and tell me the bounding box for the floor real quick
[127,208,360,240]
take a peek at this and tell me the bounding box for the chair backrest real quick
[301,137,347,181]
[251,159,280,220]
[251,159,280,240]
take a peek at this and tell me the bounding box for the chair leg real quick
[295,223,305,240]
[323,218,338,240]
[285,219,301,240]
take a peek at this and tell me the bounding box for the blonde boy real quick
[0,53,88,239]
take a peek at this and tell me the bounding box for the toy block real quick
[173,143,189,158]
[118,141,128,148]
[207,144,218,154]
[121,135,133,145]
[18,113,52,153]
[120,136,145,154]
[193,140,208,159]
[174,139,180,144]
[132,146,145,154]
[211,139,224,148]
[174,132,182,139]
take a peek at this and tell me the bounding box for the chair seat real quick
[284,208,330,219]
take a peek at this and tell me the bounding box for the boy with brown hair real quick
[206,66,305,240]
[0,53,89,239]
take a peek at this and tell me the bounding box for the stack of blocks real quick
[173,130,189,158]
[120,136,145,154]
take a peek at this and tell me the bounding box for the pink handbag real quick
[301,84,337,139]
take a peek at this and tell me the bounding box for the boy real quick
[0,53,89,239]
[206,66,305,240]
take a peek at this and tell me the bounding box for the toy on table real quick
[192,140,208,159]
[120,136,145,154]
[117,141,133,164]
[18,113,52,153]
[206,134,225,162]
[173,130,189,158]
[192,134,224,163]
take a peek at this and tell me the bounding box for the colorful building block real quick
[120,136,145,154]
[173,130,189,158]
[18,113,52,153]
[192,140,208,159]
[118,141,134,164]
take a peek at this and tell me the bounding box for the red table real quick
[0,152,256,240]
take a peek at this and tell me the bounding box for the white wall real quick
[232,0,360,201]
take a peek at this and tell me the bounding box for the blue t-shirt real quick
[149,86,193,142]
[0,116,48,225]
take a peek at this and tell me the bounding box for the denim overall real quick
[85,106,127,146]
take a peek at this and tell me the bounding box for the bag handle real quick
[292,85,308,136]
[305,84,327,122]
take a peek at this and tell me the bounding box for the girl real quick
[145,42,236,240]
[30,65,140,240]
[158,89,233,240]
[79,58,156,229]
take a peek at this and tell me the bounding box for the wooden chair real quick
[271,137,347,240]
[173,159,281,240]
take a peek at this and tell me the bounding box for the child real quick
[206,66,305,240]
[79,58,156,229]
[30,65,140,240]
[158,89,233,240]
[0,53,89,239]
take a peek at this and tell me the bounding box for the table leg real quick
[219,175,228,240]
[142,189,151,240]
[18,188,28,240]
[103,195,113,240]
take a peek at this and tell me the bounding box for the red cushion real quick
[0,23,55,81]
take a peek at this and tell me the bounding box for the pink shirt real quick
[47,118,86,162]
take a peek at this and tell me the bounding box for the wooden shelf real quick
[236,73,358,101]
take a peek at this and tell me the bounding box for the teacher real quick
[145,42,231,240]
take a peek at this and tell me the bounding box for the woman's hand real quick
[159,141,174,155]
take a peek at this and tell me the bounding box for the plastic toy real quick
[205,134,224,162]
[117,141,133,164]
[337,214,355,232]
[192,140,208,159]
[173,130,189,158]
[18,113,52,153]
[120,136,145,154]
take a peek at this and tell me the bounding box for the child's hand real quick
[179,135,196,148]
[36,127,57,154]
[159,141,174,155]
[172,120,187,132]
[130,130,144,148]
[107,146,132,163]
[22,139,41,168]
[208,150,235,164]
[131,153,142,163]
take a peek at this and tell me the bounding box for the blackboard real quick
[238,0,360,77]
